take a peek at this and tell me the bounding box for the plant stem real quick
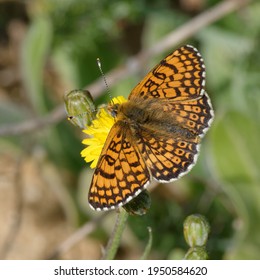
[101,209,129,260]
[140,227,153,260]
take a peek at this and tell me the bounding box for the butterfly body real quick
[88,45,214,211]
[112,98,198,142]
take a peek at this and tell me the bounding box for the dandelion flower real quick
[81,96,127,168]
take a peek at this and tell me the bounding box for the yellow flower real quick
[81,96,127,168]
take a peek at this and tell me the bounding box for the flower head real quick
[81,96,127,168]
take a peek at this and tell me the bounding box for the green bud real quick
[123,190,151,216]
[64,89,96,128]
[183,214,210,247]
[184,246,209,260]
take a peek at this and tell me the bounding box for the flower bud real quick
[64,89,96,128]
[183,214,210,247]
[184,246,209,260]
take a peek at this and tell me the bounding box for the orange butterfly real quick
[89,45,214,211]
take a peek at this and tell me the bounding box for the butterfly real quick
[88,45,214,211]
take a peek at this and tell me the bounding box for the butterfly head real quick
[107,102,120,118]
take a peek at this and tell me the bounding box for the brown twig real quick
[0,106,65,136]
[0,0,251,136]
[0,157,23,259]
[47,212,109,259]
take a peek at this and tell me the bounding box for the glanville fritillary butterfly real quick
[89,45,214,211]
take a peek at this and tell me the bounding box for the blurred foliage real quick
[0,0,259,260]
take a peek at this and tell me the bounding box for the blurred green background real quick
[0,0,259,260]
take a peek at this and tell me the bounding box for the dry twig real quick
[47,213,109,259]
[0,158,23,259]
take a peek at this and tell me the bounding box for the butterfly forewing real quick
[129,45,206,101]
[88,122,151,211]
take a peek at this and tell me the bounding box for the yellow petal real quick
[81,96,127,168]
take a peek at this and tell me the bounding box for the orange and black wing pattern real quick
[88,122,151,211]
[129,45,206,101]
[88,45,214,211]
[161,92,214,137]
[134,125,200,182]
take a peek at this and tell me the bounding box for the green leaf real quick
[21,16,53,113]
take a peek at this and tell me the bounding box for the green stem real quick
[102,209,129,260]
[140,227,153,260]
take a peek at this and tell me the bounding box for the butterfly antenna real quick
[97,58,113,104]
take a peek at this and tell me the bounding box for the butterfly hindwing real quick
[134,124,200,182]
[162,92,214,137]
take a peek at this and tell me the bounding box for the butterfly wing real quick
[163,92,214,137]
[129,45,206,101]
[134,124,200,182]
[88,121,151,211]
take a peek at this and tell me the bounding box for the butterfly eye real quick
[64,89,96,128]
[108,103,119,117]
